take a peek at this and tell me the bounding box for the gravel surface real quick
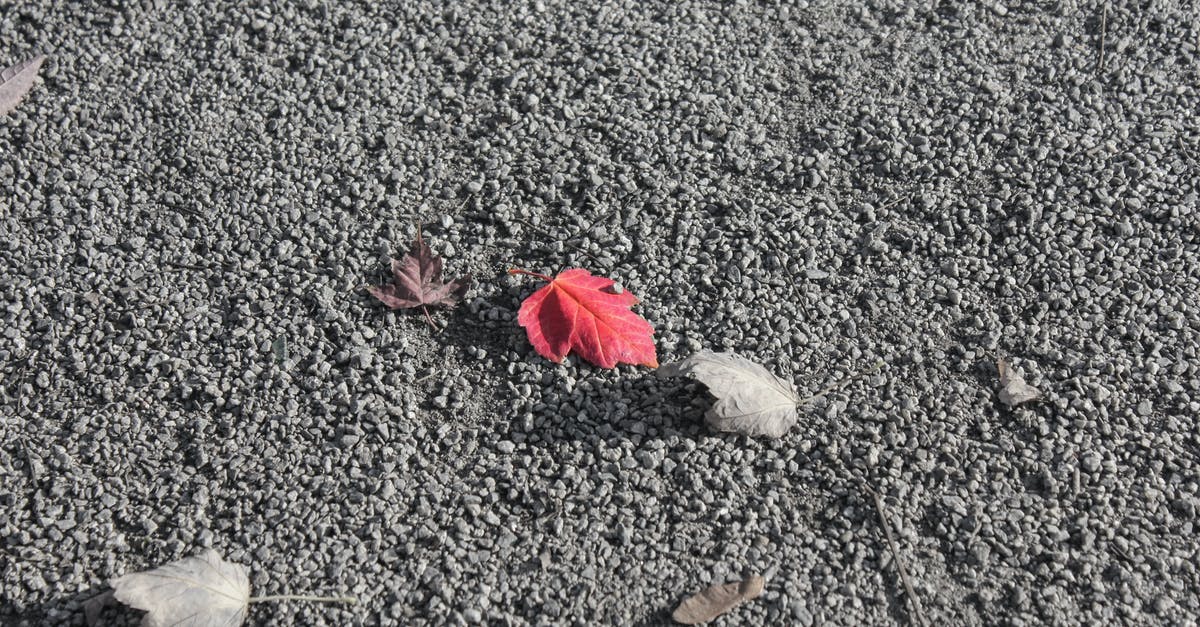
[3,1,1199,625]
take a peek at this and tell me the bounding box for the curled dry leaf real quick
[660,351,799,438]
[0,55,47,116]
[672,575,765,625]
[997,358,1043,407]
[112,549,250,627]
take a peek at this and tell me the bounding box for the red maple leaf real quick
[369,229,471,328]
[509,268,658,369]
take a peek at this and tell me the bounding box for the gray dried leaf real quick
[672,575,765,625]
[997,358,1043,407]
[0,55,47,116]
[660,351,800,438]
[112,549,250,627]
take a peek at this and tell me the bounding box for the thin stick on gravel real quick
[512,216,608,269]
[865,486,929,627]
[17,436,39,482]
[796,359,886,406]
[877,192,915,211]
[1098,5,1109,72]
[249,593,358,604]
[163,260,211,272]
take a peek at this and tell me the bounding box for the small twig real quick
[877,192,915,211]
[797,359,886,406]
[114,298,173,313]
[420,305,438,331]
[413,370,441,386]
[569,208,613,245]
[783,265,803,301]
[507,268,555,283]
[249,594,357,605]
[163,259,233,272]
[171,204,207,219]
[865,486,929,627]
[511,217,608,270]
[1098,5,1109,72]
[17,436,39,483]
[453,194,473,213]
[539,493,565,523]
[163,261,211,272]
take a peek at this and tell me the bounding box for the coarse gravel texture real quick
[3,0,1199,625]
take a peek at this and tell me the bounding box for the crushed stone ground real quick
[2,1,1199,625]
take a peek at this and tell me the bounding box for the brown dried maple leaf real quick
[369,229,471,328]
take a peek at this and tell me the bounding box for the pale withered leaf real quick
[660,351,800,438]
[672,575,765,625]
[997,358,1043,407]
[112,549,250,627]
[0,55,47,116]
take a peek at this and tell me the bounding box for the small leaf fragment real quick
[0,55,47,116]
[997,358,1043,407]
[660,351,799,438]
[672,575,765,625]
[112,549,250,627]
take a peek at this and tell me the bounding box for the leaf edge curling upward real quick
[660,351,800,439]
